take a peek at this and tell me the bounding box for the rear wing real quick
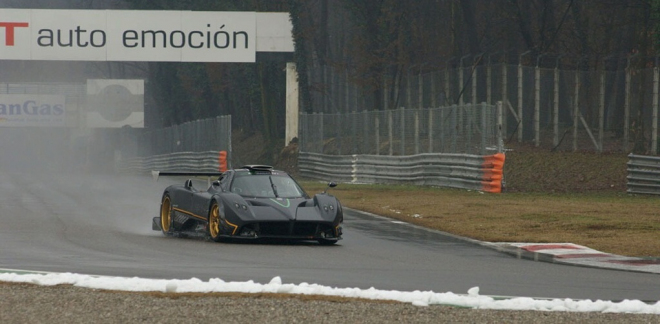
[151,171,224,182]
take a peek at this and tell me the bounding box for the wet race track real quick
[0,171,659,302]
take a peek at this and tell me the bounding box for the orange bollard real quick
[218,151,228,172]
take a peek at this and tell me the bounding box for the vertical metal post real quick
[502,61,508,139]
[459,56,468,105]
[383,77,388,111]
[440,108,445,152]
[336,113,342,155]
[459,55,469,134]
[599,70,605,153]
[497,101,504,153]
[345,69,350,113]
[517,52,530,142]
[428,109,434,153]
[553,56,562,147]
[444,63,451,105]
[487,54,492,104]
[414,110,420,154]
[573,67,579,152]
[624,57,632,151]
[375,114,380,155]
[451,104,457,152]
[319,112,324,154]
[481,103,487,155]
[352,111,357,154]
[362,110,368,154]
[472,55,478,104]
[418,66,424,108]
[430,73,436,152]
[407,68,412,109]
[400,107,406,155]
[653,64,659,154]
[534,65,540,147]
[388,110,393,155]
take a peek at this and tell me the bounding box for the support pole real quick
[285,62,299,146]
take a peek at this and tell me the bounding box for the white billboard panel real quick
[0,9,288,62]
[86,79,144,128]
[0,94,66,127]
[256,12,294,52]
[30,9,107,61]
[181,11,255,62]
[105,10,183,62]
[0,9,32,60]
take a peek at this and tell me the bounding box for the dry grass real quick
[300,182,660,258]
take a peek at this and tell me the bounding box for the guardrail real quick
[116,151,227,173]
[627,154,660,195]
[298,152,505,193]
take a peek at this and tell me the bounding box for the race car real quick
[152,165,343,245]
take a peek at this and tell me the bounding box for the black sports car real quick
[152,165,343,245]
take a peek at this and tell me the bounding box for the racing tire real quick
[208,201,224,242]
[160,194,174,236]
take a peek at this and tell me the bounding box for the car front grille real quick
[253,221,334,238]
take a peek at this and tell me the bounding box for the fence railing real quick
[307,60,660,153]
[299,103,503,156]
[627,154,660,195]
[298,152,505,193]
[116,151,227,173]
[119,115,232,159]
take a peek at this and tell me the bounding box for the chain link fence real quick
[305,58,658,153]
[300,103,502,156]
[119,115,232,159]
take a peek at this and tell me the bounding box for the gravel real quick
[1,283,657,324]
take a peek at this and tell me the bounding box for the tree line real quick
[3,0,659,147]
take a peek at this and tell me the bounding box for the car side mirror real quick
[323,181,337,194]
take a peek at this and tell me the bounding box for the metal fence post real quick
[502,61,508,138]
[400,106,406,155]
[388,110,393,156]
[573,66,580,152]
[599,68,605,153]
[375,114,380,155]
[624,55,634,151]
[554,55,562,147]
[497,101,504,153]
[517,52,529,142]
[653,61,659,155]
[428,108,434,153]
[415,110,420,154]
[481,103,487,155]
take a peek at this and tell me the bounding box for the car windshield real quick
[230,173,306,198]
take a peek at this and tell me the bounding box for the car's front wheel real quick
[160,194,173,236]
[317,239,338,245]
[208,201,224,242]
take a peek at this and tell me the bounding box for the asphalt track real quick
[0,171,659,302]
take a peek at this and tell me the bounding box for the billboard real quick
[0,94,66,127]
[86,79,144,128]
[0,9,293,62]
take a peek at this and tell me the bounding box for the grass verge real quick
[300,181,660,258]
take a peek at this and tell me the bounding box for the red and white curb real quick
[489,243,660,274]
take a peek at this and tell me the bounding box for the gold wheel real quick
[160,195,172,234]
[209,202,221,241]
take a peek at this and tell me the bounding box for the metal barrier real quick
[116,151,225,173]
[299,152,505,193]
[627,154,660,195]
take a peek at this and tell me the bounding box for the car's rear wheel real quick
[208,201,224,242]
[160,194,173,236]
